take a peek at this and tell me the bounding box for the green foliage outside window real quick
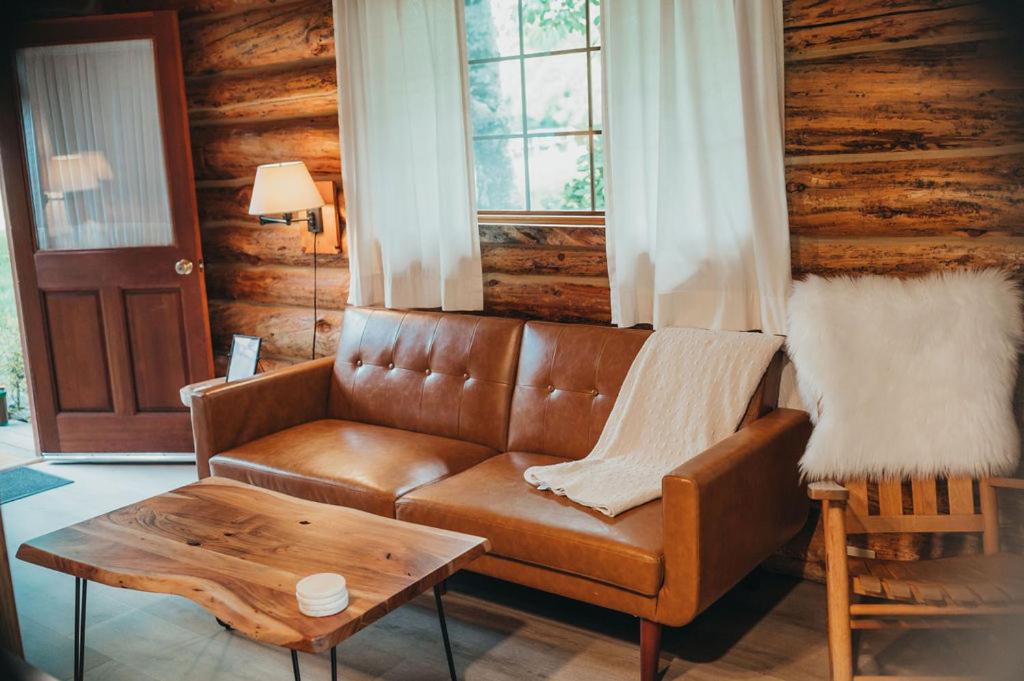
[0,225,27,420]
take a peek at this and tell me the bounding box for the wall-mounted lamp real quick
[248,161,325,233]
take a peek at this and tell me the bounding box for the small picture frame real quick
[226,334,261,382]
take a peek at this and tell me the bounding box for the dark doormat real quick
[0,467,72,504]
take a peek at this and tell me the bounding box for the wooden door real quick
[0,12,213,453]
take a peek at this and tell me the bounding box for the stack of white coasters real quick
[296,573,349,617]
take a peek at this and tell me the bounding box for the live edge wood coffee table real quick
[16,477,489,681]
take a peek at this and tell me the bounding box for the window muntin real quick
[465,0,603,214]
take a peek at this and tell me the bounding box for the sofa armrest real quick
[190,357,336,478]
[655,408,812,626]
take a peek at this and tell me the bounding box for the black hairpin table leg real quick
[73,578,88,681]
[434,583,457,681]
[289,646,337,681]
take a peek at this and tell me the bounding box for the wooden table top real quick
[16,477,489,653]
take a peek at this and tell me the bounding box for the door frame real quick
[0,11,213,454]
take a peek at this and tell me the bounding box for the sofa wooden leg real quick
[640,619,661,681]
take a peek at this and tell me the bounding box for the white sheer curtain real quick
[333,0,483,310]
[17,40,173,251]
[603,0,791,333]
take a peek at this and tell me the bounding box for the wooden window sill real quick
[477,213,605,227]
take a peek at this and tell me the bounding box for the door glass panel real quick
[16,39,173,251]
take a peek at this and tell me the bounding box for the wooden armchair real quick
[809,477,1024,681]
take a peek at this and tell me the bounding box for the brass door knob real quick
[174,259,194,276]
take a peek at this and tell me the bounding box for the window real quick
[465,0,603,215]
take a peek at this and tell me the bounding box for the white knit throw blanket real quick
[523,327,784,516]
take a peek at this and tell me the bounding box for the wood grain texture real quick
[202,223,347,267]
[483,273,611,323]
[197,183,255,224]
[190,115,340,182]
[208,300,342,359]
[785,40,1024,156]
[180,0,333,77]
[103,0,279,18]
[479,224,606,248]
[791,235,1024,278]
[15,477,488,653]
[784,3,1007,61]
[482,245,608,278]
[786,152,1024,238]
[187,59,337,125]
[783,0,965,27]
[478,224,609,321]
[205,263,349,309]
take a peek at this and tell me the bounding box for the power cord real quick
[311,230,318,360]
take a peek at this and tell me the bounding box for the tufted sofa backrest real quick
[327,308,524,450]
[507,321,653,459]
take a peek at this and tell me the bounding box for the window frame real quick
[467,0,604,224]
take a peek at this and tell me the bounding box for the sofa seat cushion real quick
[395,452,664,596]
[209,419,497,517]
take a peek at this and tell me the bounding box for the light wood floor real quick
[2,463,1020,680]
[0,421,35,470]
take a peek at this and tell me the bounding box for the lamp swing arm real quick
[258,209,323,234]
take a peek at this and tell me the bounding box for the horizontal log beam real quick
[202,222,347,267]
[190,115,340,181]
[102,0,288,20]
[785,3,1007,61]
[208,299,341,360]
[791,235,1024,278]
[187,59,337,125]
[784,0,968,28]
[479,224,606,248]
[482,273,611,323]
[785,40,1024,155]
[181,0,334,77]
[786,151,1024,237]
[197,184,254,224]
[481,244,608,277]
[205,263,349,309]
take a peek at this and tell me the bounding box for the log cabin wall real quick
[177,0,345,368]
[484,0,1024,321]
[17,0,1023,355]
[11,0,1024,575]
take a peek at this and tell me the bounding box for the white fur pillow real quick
[787,269,1022,481]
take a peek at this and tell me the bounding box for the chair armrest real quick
[655,408,812,626]
[808,481,849,502]
[190,357,335,477]
[986,477,1024,491]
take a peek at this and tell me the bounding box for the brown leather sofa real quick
[191,308,811,680]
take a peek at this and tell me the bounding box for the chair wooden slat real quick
[911,479,938,515]
[878,480,903,516]
[846,479,869,517]
[910,583,948,605]
[848,553,1024,606]
[940,583,980,607]
[947,478,975,515]
[845,514,985,535]
[966,582,1010,605]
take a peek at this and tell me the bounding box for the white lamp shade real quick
[248,161,325,215]
[46,151,113,193]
